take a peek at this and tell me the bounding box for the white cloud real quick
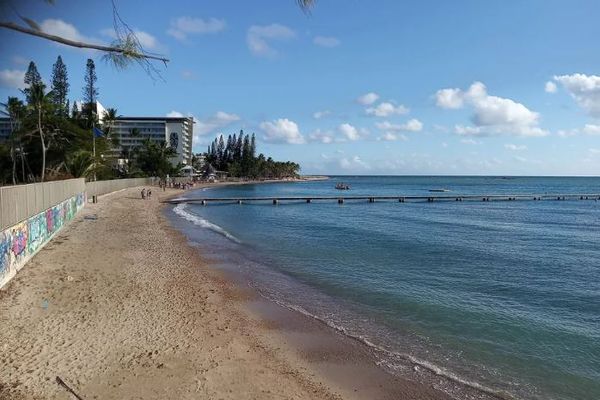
[195,111,240,137]
[0,69,26,89]
[583,124,600,135]
[338,123,361,141]
[166,111,185,118]
[313,36,340,47]
[133,31,159,49]
[379,132,408,141]
[101,28,159,49]
[357,92,379,105]
[556,129,578,138]
[308,129,334,144]
[554,74,600,117]
[376,119,423,132]
[338,123,360,141]
[313,110,331,119]
[513,155,528,163]
[403,119,424,132]
[545,81,557,93]
[437,82,547,137]
[504,143,527,151]
[167,17,226,40]
[260,118,305,144]
[589,148,600,154]
[11,55,28,66]
[40,19,94,43]
[181,70,197,80]
[555,124,600,137]
[247,24,295,57]
[366,102,409,117]
[435,88,464,109]
[339,155,370,171]
[460,138,480,145]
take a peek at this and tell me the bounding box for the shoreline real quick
[0,186,337,399]
[1,183,474,400]
[166,185,509,400]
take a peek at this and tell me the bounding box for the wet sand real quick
[0,185,452,400]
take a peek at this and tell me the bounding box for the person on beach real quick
[148,189,152,199]
[141,188,146,200]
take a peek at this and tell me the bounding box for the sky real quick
[1,0,600,175]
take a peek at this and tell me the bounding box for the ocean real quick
[167,176,600,400]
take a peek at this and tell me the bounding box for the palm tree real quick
[123,127,141,160]
[27,83,55,182]
[1,97,26,184]
[129,127,141,138]
[65,150,95,178]
[102,107,119,137]
[100,107,121,158]
[136,139,177,178]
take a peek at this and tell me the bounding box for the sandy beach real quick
[0,185,452,400]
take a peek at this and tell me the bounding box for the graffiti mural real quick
[0,192,85,288]
[0,231,11,278]
[27,214,47,254]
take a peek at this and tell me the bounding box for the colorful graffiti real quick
[0,231,11,277]
[27,214,46,254]
[0,192,86,286]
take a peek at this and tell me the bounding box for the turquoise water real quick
[169,176,600,400]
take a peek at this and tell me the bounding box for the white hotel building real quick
[0,103,194,167]
[82,101,193,167]
[110,116,194,166]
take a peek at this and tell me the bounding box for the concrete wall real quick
[0,191,86,288]
[0,179,86,231]
[0,177,157,289]
[85,177,156,198]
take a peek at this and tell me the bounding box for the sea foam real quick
[173,203,241,243]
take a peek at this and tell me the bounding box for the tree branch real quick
[0,21,170,63]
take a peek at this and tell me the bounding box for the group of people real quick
[173,182,194,190]
[142,180,196,199]
[140,188,152,200]
[158,180,195,190]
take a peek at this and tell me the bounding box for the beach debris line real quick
[56,376,85,400]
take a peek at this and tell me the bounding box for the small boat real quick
[429,189,450,192]
[335,183,351,190]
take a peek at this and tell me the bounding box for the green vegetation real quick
[0,57,180,185]
[204,132,300,179]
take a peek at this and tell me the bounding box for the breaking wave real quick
[173,203,241,243]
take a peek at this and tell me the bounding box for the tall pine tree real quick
[23,61,42,103]
[83,58,99,125]
[216,135,225,169]
[51,55,69,116]
[241,134,251,175]
[250,133,256,159]
[235,131,243,161]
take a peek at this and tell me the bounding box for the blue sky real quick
[2,0,600,175]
